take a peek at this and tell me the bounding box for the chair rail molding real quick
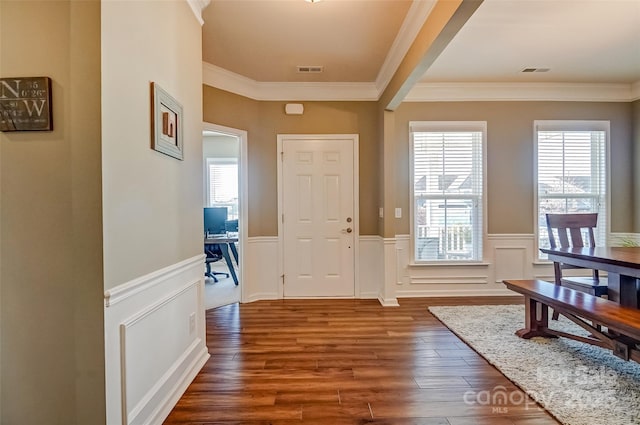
[610,232,640,247]
[104,254,205,307]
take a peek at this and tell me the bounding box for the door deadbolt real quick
[346,217,352,223]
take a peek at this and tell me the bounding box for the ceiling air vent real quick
[297,66,323,73]
[521,67,550,73]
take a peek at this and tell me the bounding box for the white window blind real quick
[207,159,238,219]
[410,122,485,262]
[536,121,608,258]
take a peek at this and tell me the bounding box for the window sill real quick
[409,261,491,267]
[532,260,552,265]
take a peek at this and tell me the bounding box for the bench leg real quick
[516,296,556,339]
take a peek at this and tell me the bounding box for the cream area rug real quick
[203,263,240,310]
[428,304,640,425]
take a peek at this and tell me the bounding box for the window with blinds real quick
[535,121,609,259]
[207,159,238,219]
[410,122,486,262]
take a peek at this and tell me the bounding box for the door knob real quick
[342,227,352,233]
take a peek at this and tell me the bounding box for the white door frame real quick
[277,134,360,299]
[203,122,248,304]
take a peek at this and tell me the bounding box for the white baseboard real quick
[146,344,209,425]
[378,295,400,307]
[245,292,279,303]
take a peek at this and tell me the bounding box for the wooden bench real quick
[503,279,640,363]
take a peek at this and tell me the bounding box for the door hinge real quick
[280,151,284,161]
[281,214,284,223]
[281,274,285,285]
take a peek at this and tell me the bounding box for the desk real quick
[540,247,640,308]
[205,235,239,285]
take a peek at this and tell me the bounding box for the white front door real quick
[280,135,355,297]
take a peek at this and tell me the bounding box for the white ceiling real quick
[422,0,640,84]
[201,0,640,101]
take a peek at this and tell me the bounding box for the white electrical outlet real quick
[379,207,384,218]
[189,312,196,334]
[395,207,402,218]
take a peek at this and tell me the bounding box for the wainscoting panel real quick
[493,247,527,283]
[245,237,279,302]
[358,236,383,299]
[104,255,209,425]
[389,234,555,299]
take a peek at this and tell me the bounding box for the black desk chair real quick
[205,246,230,282]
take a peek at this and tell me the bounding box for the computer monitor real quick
[204,207,228,235]
[225,219,239,233]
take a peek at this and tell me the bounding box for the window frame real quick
[409,121,488,264]
[533,120,611,261]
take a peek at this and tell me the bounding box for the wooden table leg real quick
[607,273,639,308]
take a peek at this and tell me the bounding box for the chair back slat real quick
[545,213,599,249]
[569,228,585,247]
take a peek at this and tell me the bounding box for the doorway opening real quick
[203,123,247,309]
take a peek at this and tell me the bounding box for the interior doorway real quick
[203,123,247,309]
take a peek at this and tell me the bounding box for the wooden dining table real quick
[540,246,640,309]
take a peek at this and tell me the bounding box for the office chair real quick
[205,246,230,283]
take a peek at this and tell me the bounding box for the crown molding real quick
[202,62,379,101]
[404,82,640,102]
[186,0,210,26]
[375,0,436,94]
[203,62,640,103]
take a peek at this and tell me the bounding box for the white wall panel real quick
[384,234,556,301]
[104,255,209,425]
[494,247,527,283]
[245,237,280,301]
[358,236,383,298]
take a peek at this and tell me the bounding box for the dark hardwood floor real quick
[163,297,559,425]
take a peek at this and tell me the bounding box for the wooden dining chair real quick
[545,213,608,320]
[546,213,608,295]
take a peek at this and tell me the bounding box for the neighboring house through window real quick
[535,120,609,259]
[410,121,486,262]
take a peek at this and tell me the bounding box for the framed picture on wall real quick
[150,82,183,160]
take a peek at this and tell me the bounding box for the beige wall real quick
[102,0,204,289]
[0,1,105,423]
[203,86,380,236]
[633,99,640,232]
[394,101,635,234]
[204,86,636,237]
